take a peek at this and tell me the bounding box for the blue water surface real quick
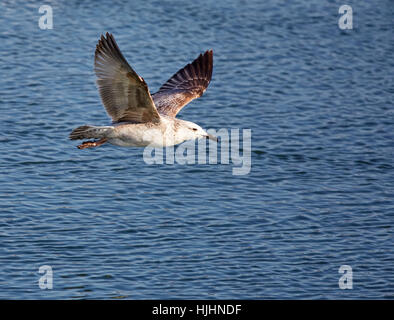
[0,0,393,299]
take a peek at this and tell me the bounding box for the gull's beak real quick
[206,134,218,142]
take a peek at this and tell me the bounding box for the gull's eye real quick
[192,128,197,131]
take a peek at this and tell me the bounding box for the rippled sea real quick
[0,0,393,299]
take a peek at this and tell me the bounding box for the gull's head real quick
[177,120,217,143]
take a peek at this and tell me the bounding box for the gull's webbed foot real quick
[77,138,107,150]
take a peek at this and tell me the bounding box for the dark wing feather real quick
[152,50,213,118]
[94,33,160,123]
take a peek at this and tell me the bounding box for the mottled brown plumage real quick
[94,33,161,123]
[153,50,213,117]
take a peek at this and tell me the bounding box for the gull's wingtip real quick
[204,49,213,57]
[98,32,114,43]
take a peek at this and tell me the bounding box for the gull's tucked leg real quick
[77,138,108,150]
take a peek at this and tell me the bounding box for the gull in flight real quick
[70,33,216,149]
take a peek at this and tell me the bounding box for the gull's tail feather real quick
[69,125,113,140]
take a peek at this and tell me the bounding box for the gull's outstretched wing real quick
[152,50,213,118]
[94,33,160,123]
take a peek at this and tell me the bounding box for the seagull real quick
[70,32,216,150]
